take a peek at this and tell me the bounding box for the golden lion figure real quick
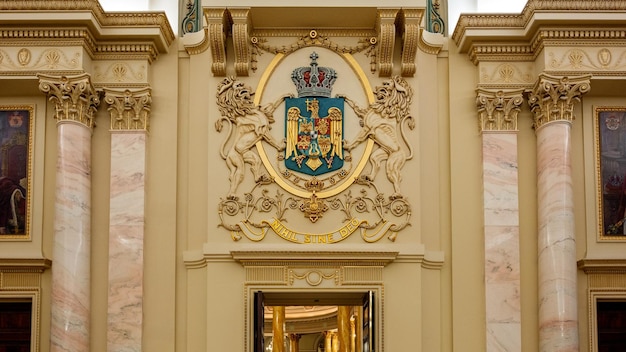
[215,77,290,200]
[343,75,415,199]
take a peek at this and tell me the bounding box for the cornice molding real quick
[199,7,426,77]
[578,258,626,273]
[0,0,174,64]
[0,258,51,271]
[453,0,626,66]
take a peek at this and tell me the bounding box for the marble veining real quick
[51,123,92,352]
[536,122,578,352]
[107,133,147,352]
[482,133,521,352]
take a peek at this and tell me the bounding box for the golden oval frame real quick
[254,52,374,199]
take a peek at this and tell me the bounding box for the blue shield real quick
[284,97,344,176]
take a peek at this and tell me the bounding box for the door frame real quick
[245,286,384,352]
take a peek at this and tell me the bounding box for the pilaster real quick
[102,87,151,352]
[476,89,524,352]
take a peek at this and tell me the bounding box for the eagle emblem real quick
[285,52,343,176]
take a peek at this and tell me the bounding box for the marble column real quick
[103,88,151,352]
[38,74,99,351]
[354,309,361,352]
[337,306,351,352]
[273,306,286,352]
[527,74,591,352]
[325,331,333,352]
[288,333,301,352]
[476,89,524,351]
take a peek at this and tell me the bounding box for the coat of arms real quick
[215,50,415,243]
[285,52,343,175]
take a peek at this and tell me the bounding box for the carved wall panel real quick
[93,61,149,86]
[478,62,535,87]
[546,47,626,74]
[214,50,415,244]
[0,47,82,74]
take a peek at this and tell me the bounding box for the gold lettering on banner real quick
[264,218,366,244]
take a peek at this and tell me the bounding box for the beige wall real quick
[2,2,626,352]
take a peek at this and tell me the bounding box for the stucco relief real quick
[548,48,626,72]
[479,63,534,86]
[214,50,413,244]
[0,48,80,72]
[93,62,147,85]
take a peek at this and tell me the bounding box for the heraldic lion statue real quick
[215,77,289,200]
[343,75,415,199]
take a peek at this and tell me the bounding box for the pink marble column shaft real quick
[107,133,146,352]
[50,122,92,351]
[39,73,99,352]
[536,122,578,352]
[528,74,590,351]
[483,133,521,351]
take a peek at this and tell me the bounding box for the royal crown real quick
[291,52,337,98]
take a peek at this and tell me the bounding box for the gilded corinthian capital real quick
[476,89,524,132]
[38,73,100,130]
[103,88,152,131]
[527,73,591,130]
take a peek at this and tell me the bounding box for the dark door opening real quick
[597,300,626,352]
[0,300,32,352]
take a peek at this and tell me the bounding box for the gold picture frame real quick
[0,106,33,241]
[596,106,626,240]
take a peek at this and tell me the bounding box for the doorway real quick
[0,300,32,352]
[597,300,626,351]
[254,291,375,352]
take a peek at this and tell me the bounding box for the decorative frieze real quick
[547,47,626,73]
[476,89,524,132]
[0,47,81,73]
[527,73,591,130]
[38,73,100,130]
[93,62,148,86]
[103,88,151,131]
[479,62,535,87]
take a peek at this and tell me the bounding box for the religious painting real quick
[0,106,32,240]
[596,106,626,240]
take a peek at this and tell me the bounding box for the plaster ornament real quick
[342,75,415,199]
[215,77,291,200]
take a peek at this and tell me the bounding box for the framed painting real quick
[0,106,33,241]
[596,106,626,240]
